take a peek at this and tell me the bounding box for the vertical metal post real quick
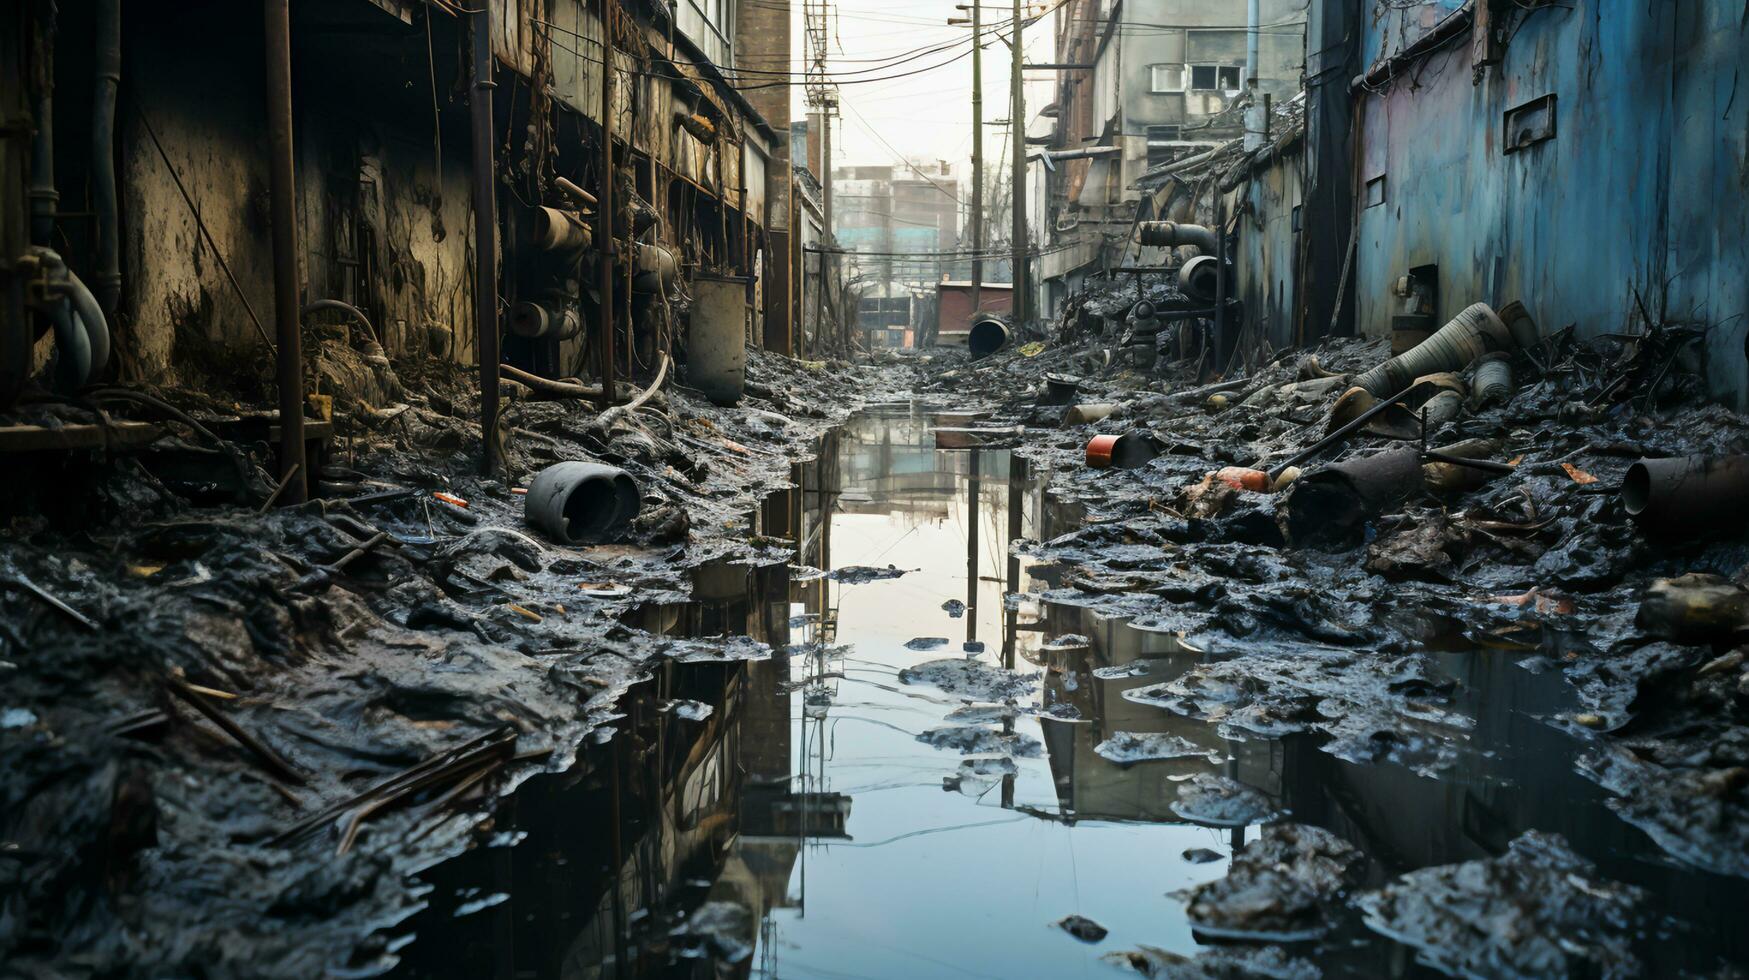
[596,0,617,409]
[965,448,980,644]
[1009,0,1026,327]
[1213,187,1227,374]
[821,108,835,353]
[970,1,983,312]
[264,0,306,503]
[469,0,500,473]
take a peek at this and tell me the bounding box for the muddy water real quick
[391,406,1748,978]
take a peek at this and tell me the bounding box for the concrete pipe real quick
[1354,303,1512,396]
[533,206,592,252]
[1622,455,1749,535]
[1137,221,1218,254]
[1178,254,1223,303]
[968,317,1009,358]
[525,461,642,545]
[509,300,581,340]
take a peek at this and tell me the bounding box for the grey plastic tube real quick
[49,299,91,393]
[969,317,1009,358]
[65,268,110,376]
[1354,303,1511,396]
[1622,455,1749,534]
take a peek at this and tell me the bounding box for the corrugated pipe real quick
[1137,221,1217,254]
[1469,352,1513,409]
[92,0,122,316]
[1622,455,1749,535]
[1353,302,1512,396]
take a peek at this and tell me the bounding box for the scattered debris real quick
[1357,831,1645,978]
[1054,914,1108,943]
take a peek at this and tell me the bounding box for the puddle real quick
[388,406,1749,978]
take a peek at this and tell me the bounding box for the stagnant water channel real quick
[389,405,1749,978]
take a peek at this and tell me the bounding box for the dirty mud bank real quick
[0,351,911,976]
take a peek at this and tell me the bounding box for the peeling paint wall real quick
[1234,144,1301,353]
[1347,0,1749,406]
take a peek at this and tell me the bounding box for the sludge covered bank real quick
[4,0,1749,977]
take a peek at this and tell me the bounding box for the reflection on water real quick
[391,407,1749,978]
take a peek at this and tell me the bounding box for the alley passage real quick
[392,404,1749,978]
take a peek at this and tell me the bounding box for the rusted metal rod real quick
[470,0,501,474]
[264,0,306,504]
[596,0,618,410]
[1266,379,1432,482]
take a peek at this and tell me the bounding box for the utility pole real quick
[1009,0,1027,327]
[970,0,983,312]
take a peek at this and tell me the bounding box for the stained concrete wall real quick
[122,1,476,387]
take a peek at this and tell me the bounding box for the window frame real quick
[1149,63,1186,94]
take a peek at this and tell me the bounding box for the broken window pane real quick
[1217,65,1242,91]
[1190,65,1218,90]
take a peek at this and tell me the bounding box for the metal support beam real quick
[263,0,306,503]
[469,0,501,472]
[596,0,617,409]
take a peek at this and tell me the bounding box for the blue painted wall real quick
[1341,0,1749,406]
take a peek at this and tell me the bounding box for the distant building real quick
[1030,0,1306,320]
[832,162,962,346]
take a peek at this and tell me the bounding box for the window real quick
[1365,174,1387,208]
[1188,65,1245,93]
[1150,64,1185,93]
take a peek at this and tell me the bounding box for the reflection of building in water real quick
[1034,605,1283,824]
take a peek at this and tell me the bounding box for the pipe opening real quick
[969,318,1008,358]
[1621,462,1652,516]
[526,462,642,545]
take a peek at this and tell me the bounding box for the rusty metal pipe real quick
[595,0,617,410]
[469,0,500,474]
[1137,221,1217,254]
[264,0,306,504]
[554,175,597,208]
[92,0,122,318]
[1279,445,1424,547]
[1622,455,1749,534]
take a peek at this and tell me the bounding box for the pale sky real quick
[788,0,1061,182]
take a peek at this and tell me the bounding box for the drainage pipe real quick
[1622,455,1749,535]
[64,267,110,376]
[968,316,1009,358]
[264,0,306,503]
[532,205,592,251]
[1353,302,1512,396]
[1137,221,1217,254]
[525,461,641,544]
[48,299,90,393]
[92,0,122,316]
[470,0,501,473]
